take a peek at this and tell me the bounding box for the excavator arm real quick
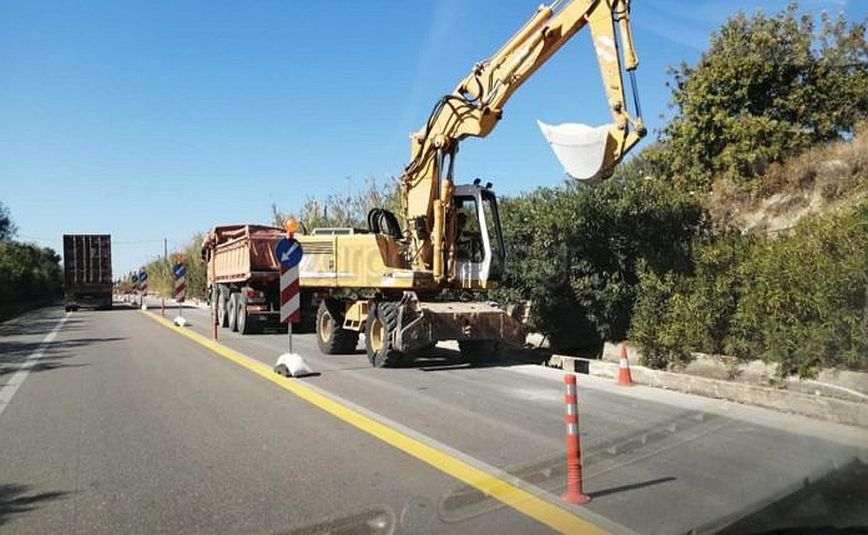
[400,0,645,277]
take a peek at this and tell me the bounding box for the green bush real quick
[0,241,63,316]
[631,234,754,368]
[631,203,868,377]
[494,173,705,352]
[0,203,63,319]
[725,204,868,376]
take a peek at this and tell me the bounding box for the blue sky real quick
[0,0,861,276]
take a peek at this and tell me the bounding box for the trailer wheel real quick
[210,286,219,317]
[228,293,239,332]
[316,299,358,354]
[365,302,403,368]
[217,286,229,327]
[458,340,500,364]
[237,293,254,334]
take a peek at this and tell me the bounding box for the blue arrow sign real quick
[274,238,303,269]
[139,270,148,282]
[172,263,187,279]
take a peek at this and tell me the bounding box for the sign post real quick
[275,218,303,354]
[162,238,167,317]
[172,260,187,326]
[131,272,139,304]
[138,267,149,310]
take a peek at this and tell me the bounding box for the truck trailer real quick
[63,234,113,311]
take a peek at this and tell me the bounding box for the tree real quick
[143,235,209,301]
[272,177,401,231]
[655,5,868,191]
[0,241,63,314]
[0,202,17,241]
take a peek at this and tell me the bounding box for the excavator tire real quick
[458,340,500,365]
[316,299,358,354]
[365,301,403,368]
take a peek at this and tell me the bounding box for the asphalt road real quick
[1,302,866,534]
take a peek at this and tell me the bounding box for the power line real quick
[16,236,169,245]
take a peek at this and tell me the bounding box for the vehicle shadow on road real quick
[0,316,84,339]
[0,336,125,376]
[110,301,204,312]
[714,458,868,534]
[0,484,69,527]
[0,336,126,359]
[408,345,549,372]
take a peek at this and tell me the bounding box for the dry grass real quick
[709,122,868,234]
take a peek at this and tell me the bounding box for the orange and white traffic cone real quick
[562,374,590,505]
[617,343,634,387]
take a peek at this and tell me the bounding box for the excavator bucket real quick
[537,121,613,181]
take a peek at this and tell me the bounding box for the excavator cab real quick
[452,183,505,288]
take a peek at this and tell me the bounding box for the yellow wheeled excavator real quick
[303,0,646,367]
[205,0,646,367]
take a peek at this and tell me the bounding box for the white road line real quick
[0,313,69,419]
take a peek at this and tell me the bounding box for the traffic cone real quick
[617,343,634,387]
[562,374,591,505]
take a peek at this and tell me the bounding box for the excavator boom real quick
[400,0,646,278]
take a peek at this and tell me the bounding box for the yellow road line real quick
[140,311,609,535]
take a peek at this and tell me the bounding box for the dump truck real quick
[63,234,113,311]
[202,225,315,334]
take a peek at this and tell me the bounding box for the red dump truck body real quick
[204,224,284,284]
[63,234,112,310]
[202,224,303,334]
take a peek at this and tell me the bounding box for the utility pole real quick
[161,237,167,317]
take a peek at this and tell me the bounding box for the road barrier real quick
[138,267,148,310]
[172,261,188,327]
[562,374,590,505]
[617,343,634,387]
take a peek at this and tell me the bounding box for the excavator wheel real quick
[316,299,358,354]
[458,340,500,365]
[365,302,403,368]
